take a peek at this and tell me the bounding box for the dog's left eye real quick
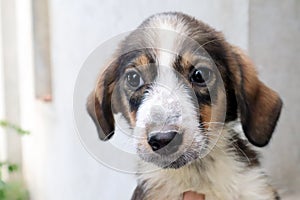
[126,71,144,88]
[190,67,212,86]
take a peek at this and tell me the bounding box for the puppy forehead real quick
[118,13,222,85]
[126,15,212,67]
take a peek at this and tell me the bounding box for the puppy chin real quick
[137,145,206,169]
[163,154,197,169]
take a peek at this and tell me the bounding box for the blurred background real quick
[0,0,299,199]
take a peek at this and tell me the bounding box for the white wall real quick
[0,0,23,179]
[249,1,300,199]
[0,0,6,163]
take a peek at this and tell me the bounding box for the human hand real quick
[183,191,205,200]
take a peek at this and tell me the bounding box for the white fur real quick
[135,16,199,137]
[110,113,137,154]
[146,14,190,67]
[134,65,200,142]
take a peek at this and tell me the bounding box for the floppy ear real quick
[230,47,283,147]
[86,60,118,141]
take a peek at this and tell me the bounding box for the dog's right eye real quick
[126,71,144,88]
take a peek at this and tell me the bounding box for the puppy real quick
[87,12,282,200]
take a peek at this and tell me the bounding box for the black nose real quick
[147,131,182,154]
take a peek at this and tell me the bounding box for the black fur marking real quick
[274,191,280,200]
[195,90,211,105]
[229,130,260,167]
[131,182,147,200]
[173,55,184,73]
[129,85,149,112]
[224,80,238,122]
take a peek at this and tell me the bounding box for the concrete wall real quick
[249,0,300,198]
[0,0,23,180]
[0,0,6,164]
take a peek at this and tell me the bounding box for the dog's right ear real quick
[86,59,119,141]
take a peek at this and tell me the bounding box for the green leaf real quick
[0,120,30,135]
[8,164,18,173]
[0,180,5,187]
[0,180,6,200]
[0,181,29,200]
[0,121,8,127]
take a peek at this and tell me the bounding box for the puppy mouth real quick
[139,150,201,169]
[138,140,204,169]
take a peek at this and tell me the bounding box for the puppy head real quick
[87,12,282,168]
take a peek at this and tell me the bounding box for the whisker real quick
[201,133,252,165]
[201,143,228,156]
[200,38,224,48]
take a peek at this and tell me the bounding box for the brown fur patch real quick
[200,105,212,129]
[229,46,282,147]
[129,111,137,126]
[135,54,150,66]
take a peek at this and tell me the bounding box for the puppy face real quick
[87,13,282,169]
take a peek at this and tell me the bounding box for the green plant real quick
[0,120,30,135]
[0,120,30,200]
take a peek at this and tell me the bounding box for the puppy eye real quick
[126,71,144,88]
[190,67,212,86]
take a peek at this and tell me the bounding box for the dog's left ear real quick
[230,47,283,147]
